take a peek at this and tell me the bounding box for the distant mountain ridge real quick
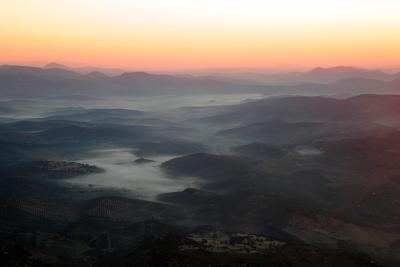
[0,64,259,97]
[44,62,125,75]
[44,62,71,70]
[39,63,400,82]
[197,66,400,85]
[306,66,391,81]
[1,63,400,97]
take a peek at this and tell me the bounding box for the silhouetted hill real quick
[1,65,82,79]
[305,66,391,82]
[197,94,400,127]
[85,71,109,79]
[44,62,71,70]
[331,77,386,90]
[76,66,126,76]
[217,120,391,144]
[0,65,262,97]
[1,64,400,97]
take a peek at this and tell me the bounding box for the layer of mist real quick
[66,148,198,200]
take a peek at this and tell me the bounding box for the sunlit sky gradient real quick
[1,0,400,70]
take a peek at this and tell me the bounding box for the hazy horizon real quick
[2,61,400,75]
[2,0,400,70]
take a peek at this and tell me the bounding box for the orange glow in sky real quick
[1,0,400,70]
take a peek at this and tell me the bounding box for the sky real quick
[1,0,400,71]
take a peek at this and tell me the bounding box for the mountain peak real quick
[306,66,389,82]
[119,71,151,77]
[44,62,69,69]
[85,71,108,79]
[309,66,364,73]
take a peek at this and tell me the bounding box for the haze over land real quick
[2,0,400,266]
[2,62,400,266]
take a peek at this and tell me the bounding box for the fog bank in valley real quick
[66,148,198,200]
